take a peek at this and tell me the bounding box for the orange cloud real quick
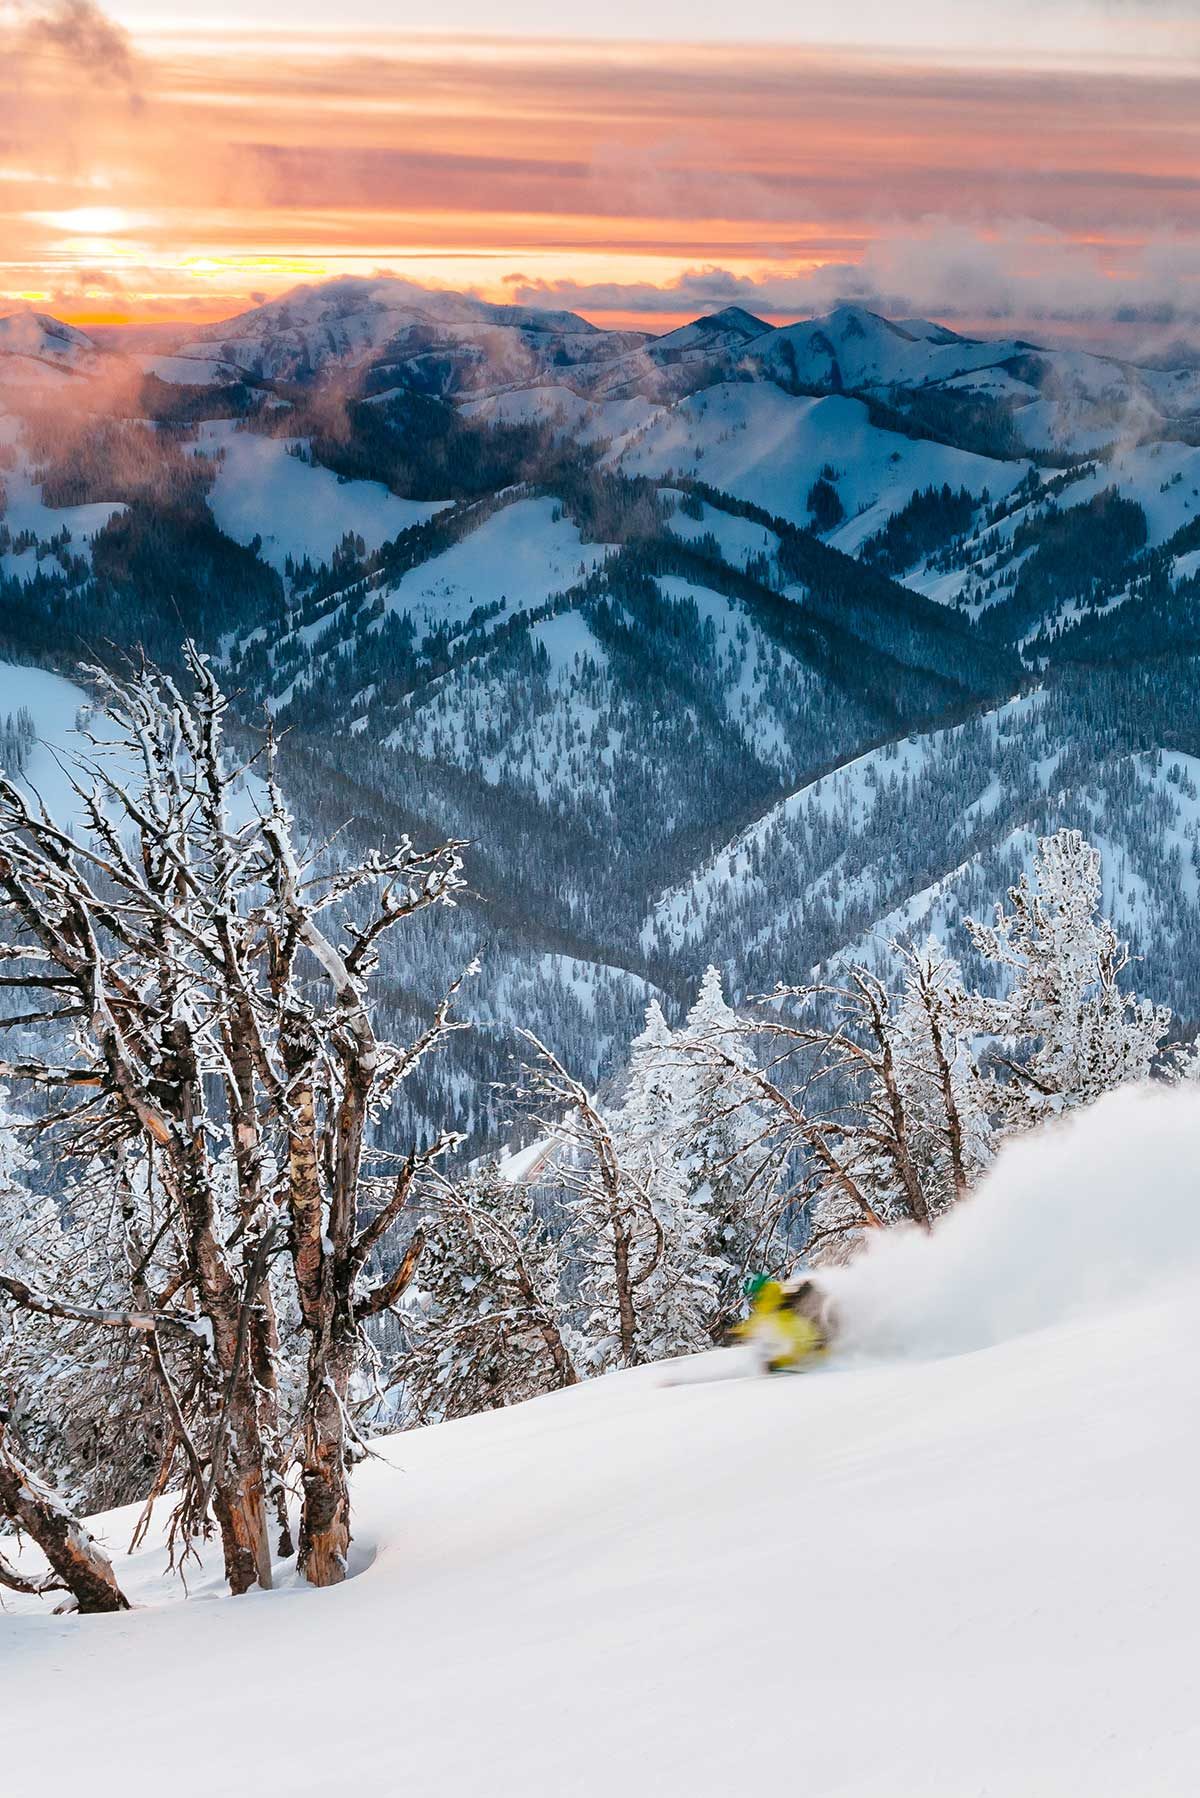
[0,13,1196,336]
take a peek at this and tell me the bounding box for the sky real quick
[2,0,1198,345]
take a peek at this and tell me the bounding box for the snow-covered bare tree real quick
[0,645,469,1591]
[887,938,993,1213]
[964,829,1172,1123]
[513,1032,670,1372]
[0,1095,128,1614]
[400,1160,576,1423]
[678,950,988,1266]
[0,1145,181,1517]
[0,1405,129,1614]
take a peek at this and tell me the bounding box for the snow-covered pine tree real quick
[607,1002,725,1359]
[964,829,1173,1123]
[401,1161,576,1423]
[670,968,776,1324]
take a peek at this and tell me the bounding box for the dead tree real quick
[0,1407,129,1613]
[514,1032,664,1370]
[683,953,991,1264]
[0,646,469,1589]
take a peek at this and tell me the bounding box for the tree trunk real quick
[516,1260,578,1388]
[169,1021,275,1593]
[925,999,970,1205]
[196,1270,274,1594]
[249,1297,294,1560]
[0,1413,129,1614]
[612,1219,638,1365]
[210,1442,273,1596]
[878,1039,931,1230]
[296,1341,353,1587]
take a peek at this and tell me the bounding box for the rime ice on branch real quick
[0,644,471,1591]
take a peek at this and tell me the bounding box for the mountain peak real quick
[0,310,97,355]
[699,305,771,337]
[817,304,921,342]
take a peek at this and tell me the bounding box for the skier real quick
[736,1275,837,1373]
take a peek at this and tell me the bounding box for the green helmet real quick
[744,1273,770,1301]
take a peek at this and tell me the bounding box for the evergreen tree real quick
[402,1162,576,1423]
[606,1002,725,1358]
[671,969,775,1322]
[964,830,1172,1123]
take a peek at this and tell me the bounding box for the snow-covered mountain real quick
[644,687,1200,1013]
[618,381,1032,534]
[151,277,649,393]
[750,302,1026,392]
[5,272,1200,1120]
[21,277,1200,450]
[0,311,109,387]
[644,304,769,364]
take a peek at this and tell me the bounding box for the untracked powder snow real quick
[3,1084,1197,1796]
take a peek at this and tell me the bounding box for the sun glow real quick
[26,207,146,237]
[2,14,1195,336]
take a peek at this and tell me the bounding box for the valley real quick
[3,279,1199,1142]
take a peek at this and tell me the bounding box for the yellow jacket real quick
[735,1280,826,1370]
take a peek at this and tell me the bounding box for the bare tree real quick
[0,1407,128,1613]
[678,964,959,1264]
[0,646,469,1589]
[514,1032,666,1370]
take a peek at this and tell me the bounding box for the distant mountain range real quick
[6,278,1200,448]
[3,274,1200,1140]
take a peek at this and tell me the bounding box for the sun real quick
[27,207,142,236]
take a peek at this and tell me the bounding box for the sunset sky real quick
[2,0,1198,342]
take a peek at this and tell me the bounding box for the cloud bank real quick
[0,8,1195,344]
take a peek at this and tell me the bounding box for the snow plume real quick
[826,1082,1200,1361]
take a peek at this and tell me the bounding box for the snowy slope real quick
[751,304,1024,392]
[619,383,1028,533]
[372,495,609,635]
[1030,438,1200,549]
[0,312,107,387]
[4,1084,1198,1798]
[0,659,113,826]
[459,386,659,451]
[194,422,449,572]
[1007,349,1200,452]
[664,492,782,567]
[643,690,1200,1006]
[0,415,126,576]
[138,351,245,387]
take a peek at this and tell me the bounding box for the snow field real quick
[0,416,126,577]
[620,382,1027,538]
[827,1081,1200,1357]
[4,1085,1199,1796]
[373,494,609,633]
[194,423,449,573]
